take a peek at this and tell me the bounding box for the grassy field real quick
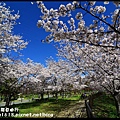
[0,92,119,118]
[12,94,81,118]
[92,93,119,118]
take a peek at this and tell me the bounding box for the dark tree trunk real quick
[60,91,64,98]
[89,95,93,109]
[55,92,58,100]
[5,95,11,107]
[113,93,120,117]
[47,92,49,99]
[41,93,44,100]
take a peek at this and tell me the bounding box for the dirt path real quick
[55,100,87,118]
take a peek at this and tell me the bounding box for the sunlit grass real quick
[1,92,118,118]
[11,94,81,118]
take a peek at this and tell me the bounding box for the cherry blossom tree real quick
[0,2,28,106]
[34,67,51,100]
[0,1,28,78]
[55,39,120,116]
[0,2,28,61]
[45,57,86,99]
[20,58,52,100]
[36,1,120,116]
[0,60,28,106]
[82,45,120,115]
[0,56,52,106]
[36,1,120,49]
[45,58,63,100]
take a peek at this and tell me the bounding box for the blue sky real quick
[4,1,116,66]
[5,1,59,66]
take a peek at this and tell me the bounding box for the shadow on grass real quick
[93,93,118,118]
[12,98,78,113]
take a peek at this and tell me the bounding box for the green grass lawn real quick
[92,93,119,118]
[11,94,81,118]
[0,92,119,118]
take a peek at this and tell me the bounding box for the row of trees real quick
[0,2,28,106]
[36,1,120,117]
[0,1,120,117]
[0,2,84,105]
